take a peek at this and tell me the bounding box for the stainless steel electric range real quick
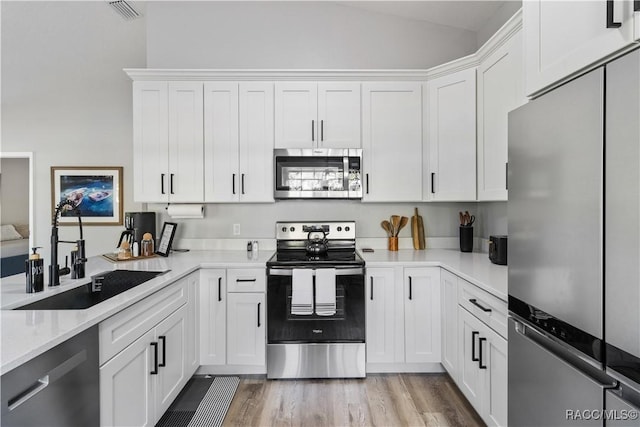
[266,221,365,379]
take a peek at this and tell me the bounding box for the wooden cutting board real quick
[411,207,426,250]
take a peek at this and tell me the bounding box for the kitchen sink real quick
[14,270,168,310]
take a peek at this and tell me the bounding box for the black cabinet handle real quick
[150,342,158,375]
[366,174,369,194]
[321,120,324,141]
[431,173,436,194]
[479,337,487,369]
[408,276,413,300]
[257,302,261,328]
[370,276,374,300]
[159,336,166,367]
[607,0,622,28]
[241,174,245,195]
[505,162,509,190]
[232,174,236,195]
[311,120,315,142]
[471,331,479,362]
[170,174,175,194]
[218,277,222,302]
[161,174,166,195]
[236,278,257,283]
[469,298,492,313]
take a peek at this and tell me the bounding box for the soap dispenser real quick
[25,247,44,293]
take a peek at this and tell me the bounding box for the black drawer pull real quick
[159,336,166,367]
[471,331,479,362]
[479,337,487,369]
[469,298,492,313]
[150,342,158,375]
[236,278,257,283]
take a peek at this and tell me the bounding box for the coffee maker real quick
[117,212,156,249]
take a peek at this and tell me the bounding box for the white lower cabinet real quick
[199,268,266,373]
[365,266,441,371]
[99,273,198,427]
[100,305,188,427]
[404,268,441,363]
[457,296,507,426]
[440,269,459,381]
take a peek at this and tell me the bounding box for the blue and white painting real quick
[59,175,114,218]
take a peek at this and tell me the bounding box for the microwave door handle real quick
[343,157,349,193]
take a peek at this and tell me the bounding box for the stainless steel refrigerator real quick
[508,47,640,426]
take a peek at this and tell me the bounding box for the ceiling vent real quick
[106,0,141,21]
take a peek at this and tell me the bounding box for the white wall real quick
[1,1,146,261]
[146,1,478,69]
[0,158,29,226]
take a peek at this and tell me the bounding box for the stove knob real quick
[337,226,342,232]
[281,227,287,232]
[290,227,295,232]
[345,226,350,232]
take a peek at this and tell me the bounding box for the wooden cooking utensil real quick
[381,220,393,237]
[398,216,409,234]
[390,215,401,237]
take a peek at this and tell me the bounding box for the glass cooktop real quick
[266,249,365,267]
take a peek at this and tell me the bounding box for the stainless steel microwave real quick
[274,148,362,199]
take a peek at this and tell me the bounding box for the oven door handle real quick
[268,267,364,276]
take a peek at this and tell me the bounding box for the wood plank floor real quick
[223,373,485,427]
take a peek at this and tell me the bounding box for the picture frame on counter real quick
[156,222,177,257]
[51,166,123,225]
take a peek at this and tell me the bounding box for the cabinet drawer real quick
[99,279,188,365]
[458,279,507,339]
[227,268,265,292]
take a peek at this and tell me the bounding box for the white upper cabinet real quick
[425,68,477,201]
[477,28,526,201]
[524,0,640,96]
[204,82,239,203]
[133,81,204,203]
[275,82,360,148]
[362,82,422,202]
[204,82,274,203]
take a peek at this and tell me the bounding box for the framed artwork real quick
[156,222,177,257]
[51,166,123,225]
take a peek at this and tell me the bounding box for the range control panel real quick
[275,221,356,241]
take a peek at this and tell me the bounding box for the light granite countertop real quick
[0,248,506,376]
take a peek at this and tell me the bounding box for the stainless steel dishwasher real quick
[1,325,99,426]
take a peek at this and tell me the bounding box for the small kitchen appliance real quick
[266,221,365,379]
[488,235,507,265]
[274,149,362,199]
[117,212,156,249]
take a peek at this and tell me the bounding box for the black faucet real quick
[49,200,87,287]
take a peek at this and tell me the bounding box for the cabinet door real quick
[133,81,169,203]
[199,269,226,365]
[100,329,156,427]
[167,82,204,202]
[478,30,526,201]
[426,68,477,201]
[239,82,274,202]
[204,82,239,202]
[362,82,422,201]
[404,267,441,363]
[317,82,361,148]
[185,272,199,376]
[155,306,187,419]
[458,307,483,410]
[524,0,638,96]
[480,326,508,427]
[227,292,265,366]
[440,269,459,380]
[275,82,317,148]
[365,268,399,364]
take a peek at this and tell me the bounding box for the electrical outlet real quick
[233,224,241,235]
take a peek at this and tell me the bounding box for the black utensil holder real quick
[459,226,473,252]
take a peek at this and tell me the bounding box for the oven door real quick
[267,267,365,343]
